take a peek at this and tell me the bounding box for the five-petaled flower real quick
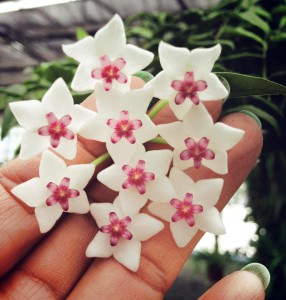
[148,167,226,247]
[148,41,228,120]
[86,197,164,272]
[79,85,158,164]
[9,78,94,160]
[11,151,95,233]
[62,14,154,92]
[97,146,175,215]
[158,103,244,174]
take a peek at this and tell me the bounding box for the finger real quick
[0,78,145,277]
[66,113,263,299]
[198,268,267,300]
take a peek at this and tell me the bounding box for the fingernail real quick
[241,263,270,289]
[217,75,230,103]
[240,110,262,128]
[134,71,154,83]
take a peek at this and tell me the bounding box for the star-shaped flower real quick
[86,197,164,272]
[62,14,154,92]
[97,145,175,215]
[78,85,158,164]
[148,167,225,247]
[158,103,244,174]
[148,42,228,120]
[11,151,95,233]
[9,78,95,160]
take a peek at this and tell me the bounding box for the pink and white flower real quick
[97,145,175,215]
[148,167,225,247]
[86,197,164,272]
[158,103,244,174]
[9,78,94,160]
[62,14,154,92]
[11,151,95,233]
[79,85,158,164]
[148,42,228,120]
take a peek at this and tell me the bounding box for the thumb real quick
[199,263,270,300]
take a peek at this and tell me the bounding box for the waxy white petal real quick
[147,176,175,203]
[42,78,73,114]
[11,178,49,207]
[173,148,194,171]
[196,207,226,235]
[86,232,113,258]
[159,41,190,77]
[144,150,173,175]
[9,100,46,129]
[94,14,126,59]
[69,105,95,132]
[118,190,148,217]
[113,239,141,272]
[71,63,96,92]
[148,71,175,100]
[68,191,90,214]
[39,151,67,183]
[53,137,78,160]
[123,44,154,74]
[90,202,118,228]
[97,164,125,192]
[189,44,221,79]
[129,213,164,241]
[170,220,198,248]
[148,202,175,222]
[158,122,185,149]
[66,164,95,190]
[169,97,193,120]
[208,123,244,151]
[203,151,228,174]
[19,131,50,160]
[199,73,228,101]
[134,114,158,143]
[35,204,63,233]
[62,36,98,64]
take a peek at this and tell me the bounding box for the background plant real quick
[1,0,286,298]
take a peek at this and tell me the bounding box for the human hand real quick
[0,77,264,299]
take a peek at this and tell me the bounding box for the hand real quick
[0,77,264,299]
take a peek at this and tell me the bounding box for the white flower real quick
[148,167,225,247]
[11,151,95,233]
[158,103,244,174]
[97,145,175,215]
[78,85,158,164]
[9,78,94,160]
[62,14,154,92]
[148,41,228,120]
[86,197,164,272]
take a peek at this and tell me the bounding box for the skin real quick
[0,77,264,299]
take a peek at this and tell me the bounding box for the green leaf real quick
[134,71,154,83]
[252,6,272,20]
[220,52,263,61]
[234,27,267,50]
[1,104,18,140]
[224,104,280,135]
[237,8,270,33]
[127,26,153,39]
[76,27,89,40]
[216,72,286,98]
[279,16,286,29]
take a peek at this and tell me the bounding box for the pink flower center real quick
[170,193,203,227]
[99,212,133,246]
[180,137,215,169]
[38,112,75,148]
[91,55,128,91]
[45,177,80,211]
[122,160,155,194]
[171,71,207,105]
[107,110,142,144]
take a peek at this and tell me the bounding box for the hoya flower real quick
[86,197,164,272]
[79,85,158,164]
[97,145,175,215]
[62,14,154,92]
[148,41,228,120]
[9,78,94,160]
[158,103,244,174]
[148,167,225,247]
[11,151,95,233]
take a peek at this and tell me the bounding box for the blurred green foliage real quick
[1,0,286,298]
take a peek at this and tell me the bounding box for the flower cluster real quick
[9,14,244,272]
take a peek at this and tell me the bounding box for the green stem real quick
[148,99,169,119]
[91,152,110,166]
[149,136,168,144]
